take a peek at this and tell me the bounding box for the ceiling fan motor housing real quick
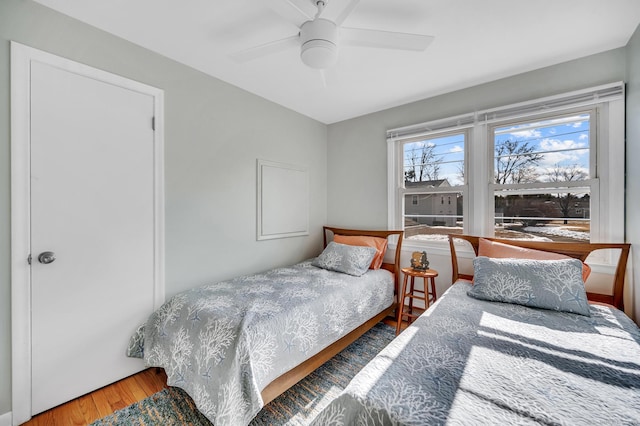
[300,18,338,69]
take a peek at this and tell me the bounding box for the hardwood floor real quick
[22,368,167,426]
[21,316,413,425]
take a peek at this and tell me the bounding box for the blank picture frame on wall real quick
[257,159,309,240]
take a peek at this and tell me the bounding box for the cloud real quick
[537,138,588,168]
[509,129,542,139]
[539,138,586,151]
[540,152,579,167]
[449,145,463,153]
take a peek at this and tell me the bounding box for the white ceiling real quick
[33,0,640,124]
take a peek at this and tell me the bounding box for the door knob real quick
[38,251,56,264]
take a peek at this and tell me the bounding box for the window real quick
[492,111,594,241]
[399,131,466,242]
[387,83,625,246]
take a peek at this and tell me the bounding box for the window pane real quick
[494,191,590,242]
[494,113,590,185]
[405,192,463,241]
[403,133,465,186]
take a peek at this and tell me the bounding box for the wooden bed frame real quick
[448,234,631,311]
[261,226,404,405]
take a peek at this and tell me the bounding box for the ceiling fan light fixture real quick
[301,39,337,69]
[299,18,338,69]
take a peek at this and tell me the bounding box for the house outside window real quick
[398,130,466,242]
[387,83,625,247]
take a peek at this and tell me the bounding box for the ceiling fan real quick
[230,0,434,70]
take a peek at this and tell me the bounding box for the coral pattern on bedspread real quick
[469,256,591,316]
[312,281,640,425]
[127,260,394,426]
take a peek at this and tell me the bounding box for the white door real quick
[28,59,157,414]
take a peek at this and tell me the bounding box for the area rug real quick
[91,322,395,425]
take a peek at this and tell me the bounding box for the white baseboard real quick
[0,411,12,426]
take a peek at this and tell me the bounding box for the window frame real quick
[489,107,598,240]
[389,127,471,247]
[387,82,625,258]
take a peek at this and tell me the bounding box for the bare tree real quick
[405,144,442,182]
[546,163,588,224]
[457,162,465,184]
[419,144,441,181]
[404,169,416,182]
[494,139,543,184]
[405,148,420,182]
[547,163,588,182]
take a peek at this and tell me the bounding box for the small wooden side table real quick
[396,267,438,335]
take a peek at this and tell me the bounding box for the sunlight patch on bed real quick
[449,339,640,423]
[477,311,640,369]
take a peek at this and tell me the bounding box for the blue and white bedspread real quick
[312,280,640,425]
[127,260,394,426]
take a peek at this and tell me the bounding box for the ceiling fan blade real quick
[319,69,327,88]
[229,35,299,63]
[264,0,314,27]
[341,27,434,51]
[334,0,361,26]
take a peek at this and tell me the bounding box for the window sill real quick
[390,238,453,257]
[390,238,620,275]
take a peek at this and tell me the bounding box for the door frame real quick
[10,42,165,425]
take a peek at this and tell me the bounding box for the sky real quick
[403,112,591,187]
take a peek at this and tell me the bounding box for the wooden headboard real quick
[448,235,631,311]
[323,226,404,294]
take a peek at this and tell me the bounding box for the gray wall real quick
[327,48,627,229]
[0,0,327,417]
[326,42,635,319]
[626,24,640,323]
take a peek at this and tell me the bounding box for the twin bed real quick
[127,226,404,425]
[130,229,640,425]
[313,235,639,425]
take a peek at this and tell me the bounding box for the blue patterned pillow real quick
[468,256,591,316]
[312,241,377,276]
